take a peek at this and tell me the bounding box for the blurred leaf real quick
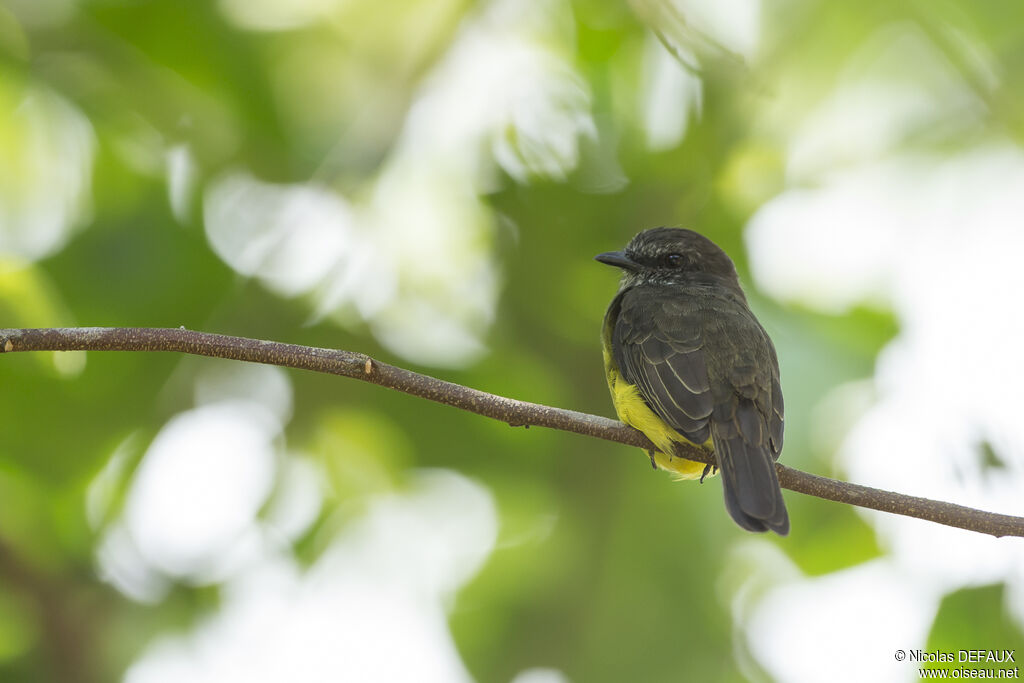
[924,584,1024,671]
[0,587,37,663]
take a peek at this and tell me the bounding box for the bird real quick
[596,227,789,535]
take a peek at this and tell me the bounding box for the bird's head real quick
[595,227,742,293]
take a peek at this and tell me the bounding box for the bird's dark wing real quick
[703,302,788,534]
[611,288,714,445]
[612,285,788,535]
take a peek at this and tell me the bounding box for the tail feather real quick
[713,400,789,535]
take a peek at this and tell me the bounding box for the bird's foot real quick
[699,463,718,484]
[647,450,658,470]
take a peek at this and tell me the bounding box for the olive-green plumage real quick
[597,228,789,535]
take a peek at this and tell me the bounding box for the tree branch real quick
[2,327,1022,539]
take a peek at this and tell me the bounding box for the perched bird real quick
[596,228,789,535]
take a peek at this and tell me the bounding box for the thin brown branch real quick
[2,327,1022,539]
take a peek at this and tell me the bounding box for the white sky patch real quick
[96,519,172,604]
[166,144,198,223]
[784,24,985,182]
[94,366,319,601]
[640,32,703,151]
[0,85,94,261]
[404,0,593,185]
[262,455,323,544]
[370,295,491,368]
[193,363,294,426]
[745,560,939,683]
[123,402,281,581]
[511,669,571,683]
[124,470,498,683]
[671,0,761,60]
[746,168,903,313]
[356,162,499,365]
[204,174,360,299]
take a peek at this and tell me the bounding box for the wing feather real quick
[613,293,713,443]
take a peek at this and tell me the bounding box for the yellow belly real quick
[604,348,713,481]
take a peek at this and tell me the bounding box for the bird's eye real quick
[664,253,683,267]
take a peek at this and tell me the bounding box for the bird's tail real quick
[712,398,789,535]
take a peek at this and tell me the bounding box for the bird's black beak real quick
[595,250,639,271]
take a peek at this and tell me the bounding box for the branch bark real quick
[2,327,1022,539]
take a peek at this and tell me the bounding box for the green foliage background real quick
[1,0,1023,681]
